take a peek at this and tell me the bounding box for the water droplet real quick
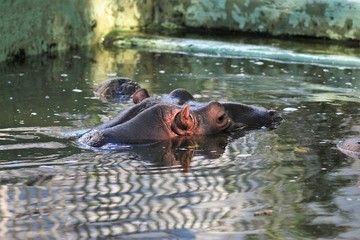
[283,107,298,112]
[237,153,252,158]
[40,166,54,169]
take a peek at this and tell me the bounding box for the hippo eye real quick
[217,113,226,124]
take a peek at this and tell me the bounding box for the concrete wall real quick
[1,0,359,62]
[0,0,153,62]
[154,0,360,40]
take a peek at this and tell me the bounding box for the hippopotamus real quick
[79,78,283,148]
[79,101,232,147]
[94,77,141,102]
[91,88,197,131]
[130,87,282,130]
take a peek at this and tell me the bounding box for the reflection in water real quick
[0,129,280,239]
[116,134,234,173]
[0,37,360,239]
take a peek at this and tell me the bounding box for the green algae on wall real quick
[0,0,153,62]
[156,0,360,40]
[1,0,360,62]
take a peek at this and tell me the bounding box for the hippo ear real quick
[132,88,150,104]
[180,104,191,123]
[172,104,195,134]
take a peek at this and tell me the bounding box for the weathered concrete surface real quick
[154,0,360,40]
[1,0,360,62]
[0,0,152,62]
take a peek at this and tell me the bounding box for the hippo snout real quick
[268,110,283,128]
[79,130,107,147]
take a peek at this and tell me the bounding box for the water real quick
[1,36,360,239]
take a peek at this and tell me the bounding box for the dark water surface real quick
[1,36,360,239]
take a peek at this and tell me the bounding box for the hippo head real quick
[81,83,283,148]
[171,102,232,136]
[79,101,234,147]
[94,77,140,102]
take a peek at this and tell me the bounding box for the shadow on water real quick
[1,35,360,239]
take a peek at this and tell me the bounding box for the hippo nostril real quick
[269,110,276,116]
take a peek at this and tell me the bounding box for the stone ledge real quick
[107,33,360,69]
